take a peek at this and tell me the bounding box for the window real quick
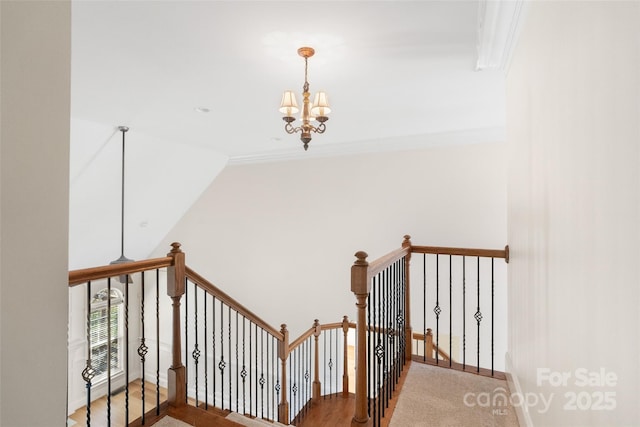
[90,288,124,381]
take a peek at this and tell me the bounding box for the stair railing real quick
[183,264,355,425]
[68,243,181,426]
[350,237,412,427]
[285,317,355,425]
[350,236,509,427]
[69,242,353,426]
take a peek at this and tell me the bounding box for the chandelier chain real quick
[303,57,309,93]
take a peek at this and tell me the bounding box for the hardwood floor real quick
[297,360,410,427]
[296,394,355,427]
[69,380,167,427]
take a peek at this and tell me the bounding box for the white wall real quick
[0,1,71,425]
[154,143,507,338]
[506,2,640,425]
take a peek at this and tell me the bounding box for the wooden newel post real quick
[278,324,290,425]
[342,315,350,397]
[312,319,322,401]
[167,242,186,407]
[402,235,413,361]
[351,251,372,427]
[426,328,434,360]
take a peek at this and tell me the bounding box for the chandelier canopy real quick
[279,47,331,151]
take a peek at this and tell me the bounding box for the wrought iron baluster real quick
[294,347,299,420]
[212,296,216,408]
[392,261,397,387]
[394,260,400,387]
[373,274,380,427]
[218,302,226,410]
[289,354,295,422]
[235,310,239,412]
[184,278,188,402]
[81,281,95,427]
[241,316,247,414]
[138,272,148,424]
[328,328,333,397]
[274,335,279,422]
[334,325,338,399]
[400,257,404,364]
[323,329,327,399]
[423,254,426,361]
[449,255,452,368]
[204,290,208,409]
[107,277,112,426]
[309,338,312,414]
[393,262,398,394]
[156,270,160,414]
[254,323,258,417]
[463,256,466,370]
[491,257,495,376]
[229,306,232,409]
[434,255,440,365]
[260,327,265,420]
[125,275,130,425]
[475,257,482,373]
[383,267,389,413]
[367,278,372,419]
[193,284,201,406]
[297,345,301,420]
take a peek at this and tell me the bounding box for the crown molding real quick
[228,127,505,165]
[476,0,529,71]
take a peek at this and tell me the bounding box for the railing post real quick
[278,324,290,425]
[426,328,434,360]
[351,251,371,427]
[167,242,186,407]
[342,315,350,397]
[312,319,322,401]
[402,235,413,361]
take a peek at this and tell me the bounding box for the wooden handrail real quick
[367,246,411,279]
[289,319,356,352]
[411,245,509,262]
[68,256,174,286]
[321,321,356,331]
[289,325,316,351]
[185,266,284,340]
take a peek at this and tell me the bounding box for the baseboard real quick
[504,352,533,427]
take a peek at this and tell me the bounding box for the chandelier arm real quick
[309,123,327,134]
[284,122,302,135]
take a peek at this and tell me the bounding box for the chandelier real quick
[279,47,331,151]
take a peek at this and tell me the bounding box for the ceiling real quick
[68,0,522,268]
[70,0,518,160]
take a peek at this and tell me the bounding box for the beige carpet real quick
[153,416,193,427]
[389,363,520,427]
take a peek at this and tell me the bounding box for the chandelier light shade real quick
[110,126,134,283]
[279,47,331,151]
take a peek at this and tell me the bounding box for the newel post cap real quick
[354,251,369,266]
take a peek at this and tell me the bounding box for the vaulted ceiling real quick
[69,1,522,268]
